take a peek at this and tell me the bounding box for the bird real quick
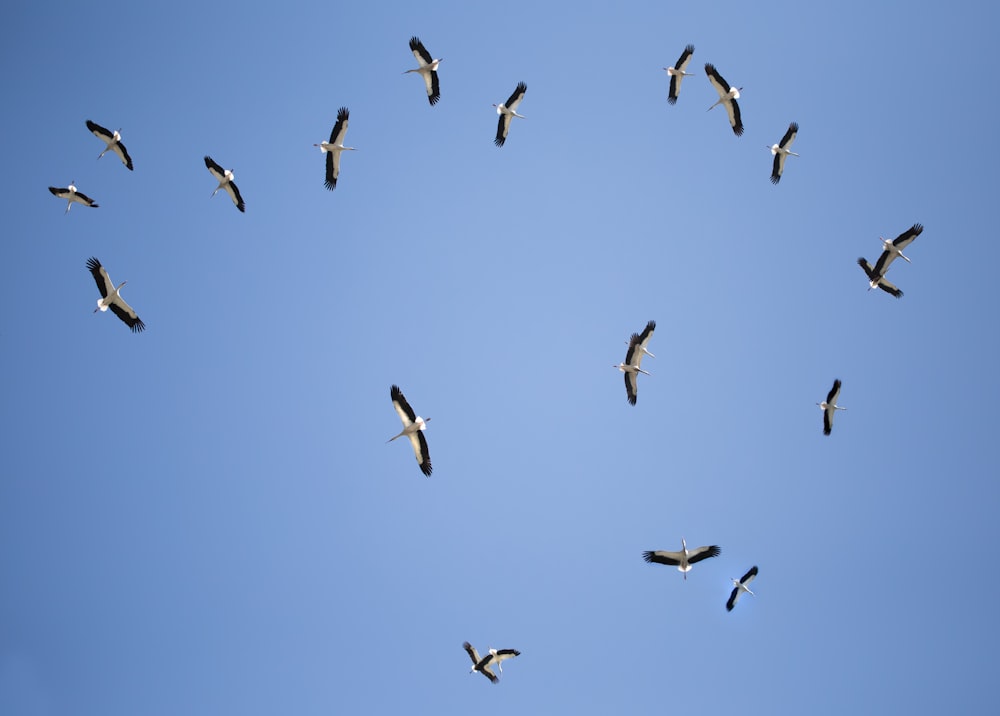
[462,642,498,683]
[872,223,923,277]
[726,565,758,612]
[768,122,799,184]
[86,120,133,170]
[86,257,145,333]
[817,379,846,436]
[705,63,743,136]
[314,107,355,190]
[614,320,655,406]
[477,647,521,676]
[664,44,695,104]
[204,156,245,212]
[857,257,903,298]
[404,36,441,106]
[388,385,432,476]
[493,81,527,147]
[48,182,98,213]
[643,539,721,580]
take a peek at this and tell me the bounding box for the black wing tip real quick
[337,106,349,120]
[789,121,799,132]
[667,95,678,105]
[86,256,101,271]
[733,124,744,137]
[627,395,637,406]
[390,384,403,399]
[428,93,441,106]
[770,173,780,185]
[823,426,832,436]
[409,36,422,48]
[130,319,146,333]
[704,62,716,73]
[494,138,505,147]
[48,186,60,195]
[705,545,722,559]
[641,551,656,563]
[645,319,656,332]
[685,44,695,53]
[420,460,433,477]
[515,81,527,93]
[910,223,924,235]
[324,180,337,190]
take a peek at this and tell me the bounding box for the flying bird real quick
[857,257,903,298]
[404,36,441,106]
[705,63,743,136]
[204,156,245,212]
[664,44,695,104]
[49,182,98,213]
[726,565,758,612]
[462,642,498,683]
[614,320,655,405]
[872,223,923,277]
[817,379,846,435]
[86,120,133,170]
[493,81,527,147]
[314,107,355,190]
[768,122,799,184]
[643,539,721,580]
[477,647,521,676]
[86,257,144,333]
[388,384,432,476]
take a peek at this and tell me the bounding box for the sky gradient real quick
[2,2,999,714]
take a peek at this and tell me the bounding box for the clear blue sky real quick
[3,1,999,714]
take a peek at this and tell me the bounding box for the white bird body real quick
[314,107,355,190]
[204,155,245,212]
[49,182,98,213]
[404,36,441,106]
[705,63,744,136]
[86,119,133,170]
[857,257,903,298]
[726,565,758,612]
[769,122,799,184]
[493,82,527,147]
[873,223,923,276]
[86,257,144,333]
[388,384,432,476]
[643,538,721,580]
[615,320,655,405]
[664,44,695,104]
[817,379,846,435]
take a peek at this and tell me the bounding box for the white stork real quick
[462,642,498,683]
[86,257,144,333]
[664,44,695,105]
[615,320,655,406]
[204,155,245,213]
[768,122,799,184]
[86,120,133,170]
[817,379,846,436]
[857,258,903,298]
[314,107,355,190]
[643,539,721,580]
[388,384,432,476]
[705,63,743,136]
[404,36,441,106]
[493,81,527,147]
[49,183,98,213]
[872,223,923,277]
[726,565,758,612]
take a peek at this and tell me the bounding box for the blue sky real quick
[2,1,999,714]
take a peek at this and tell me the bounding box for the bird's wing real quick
[637,320,655,349]
[425,70,441,105]
[409,36,433,66]
[857,257,878,281]
[463,642,481,666]
[771,153,785,184]
[204,155,226,180]
[86,119,112,140]
[73,190,98,206]
[877,277,903,298]
[740,565,759,584]
[390,385,417,423]
[872,249,894,277]
[480,663,498,683]
[726,586,741,612]
[225,181,246,212]
[893,223,923,249]
[505,82,527,111]
[494,649,520,660]
[779,122,798,149]
[675,44,694,72]
[495,113,512,147]
[826,379,841,405]
[704,63,730,97]
[411,431,432,476]
[112,141,134,170]
[625,371,638,406]
[330,107,349,145]
[687,545,721,564]
[726,98,744,136]
[667,73,681,104]
[325,151,337,190]
[86,257,110,298]
[642,550,682,566]
[109,302,145,333]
